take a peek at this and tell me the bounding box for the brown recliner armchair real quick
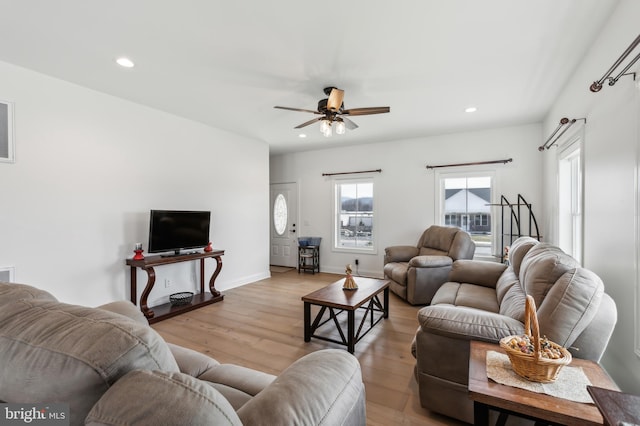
[383,225,475,305]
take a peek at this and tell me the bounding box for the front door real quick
[270,183,298,267]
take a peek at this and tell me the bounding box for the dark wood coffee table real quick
[468,340,619,426]
[302,277,389,353]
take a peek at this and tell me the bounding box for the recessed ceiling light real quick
[465,106,477,113]
[298,134,307,138]
[116,57,135,68]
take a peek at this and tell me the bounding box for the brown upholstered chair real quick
[383,225,475,305]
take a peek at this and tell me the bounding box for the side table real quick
[468,340,619,426]
[298,245,319,274]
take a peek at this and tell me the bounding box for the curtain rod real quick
[539,117,586,151]
[322,169,382,177]
[590,33,640,92]
[425,158,512,169]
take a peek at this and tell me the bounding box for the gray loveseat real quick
[412,236,617,423]
[0,282,366,426]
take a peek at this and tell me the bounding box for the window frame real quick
[435,169,498,258]
[332,177,377,255]
[557,135,583,264]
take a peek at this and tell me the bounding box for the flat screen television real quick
[148,210,211,255]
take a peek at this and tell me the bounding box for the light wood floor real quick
[152,270,467,425]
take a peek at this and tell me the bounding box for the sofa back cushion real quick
[418,225,475,261]
[508,236,539,276]
[536,268,605,348]
[0,281,57,304]
[0,283,179,426]
[519,243,580,308]
[496,269,527,323]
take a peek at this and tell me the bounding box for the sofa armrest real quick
[409,255,452,268]
[167,343,220,378]
[418,304,524,342]
[449,259,508,289]
[236,349,366,426]
[86,370,242,426]
[384,245,419,263]
[97,300,149,325]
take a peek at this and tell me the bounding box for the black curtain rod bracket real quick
[426,158,512,169]
[322,169,382,177]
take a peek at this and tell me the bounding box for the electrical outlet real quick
[164,279,171,288]
[355,259,359,266]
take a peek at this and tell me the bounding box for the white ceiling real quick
[0,0,619,154]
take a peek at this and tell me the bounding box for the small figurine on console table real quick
[343,264,358,290]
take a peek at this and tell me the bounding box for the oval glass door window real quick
[273,193,288,235]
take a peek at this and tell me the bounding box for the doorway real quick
[270,183,298,267]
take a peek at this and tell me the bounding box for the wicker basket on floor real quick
[499,295,572,383]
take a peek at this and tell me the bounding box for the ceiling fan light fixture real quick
[320,119,331,135]
[335,119,346,135]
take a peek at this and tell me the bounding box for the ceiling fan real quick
[274,87,390,137]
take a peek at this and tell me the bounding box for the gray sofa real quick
[0,282,366,426]
[384,225,476,305]
[412,236,617,423]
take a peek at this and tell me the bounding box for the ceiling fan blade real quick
[327,88,345,112]
[342,117,359,130]
[274,106,321,114]
[342,106,390,116]
[294,116,323,129]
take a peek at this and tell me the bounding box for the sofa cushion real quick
[431,282,499,313]
[86,370,242,426]
[449,260,507,289]
[520,243,579,308]
[383,262,409,286]
[0,287,179,426]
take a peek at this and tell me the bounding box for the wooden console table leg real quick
[208,255,223,297]
[139,267,156,319]
[129,267,137,305]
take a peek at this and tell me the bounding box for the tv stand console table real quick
[126,249,225,324]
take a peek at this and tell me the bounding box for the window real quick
[558,141,582,262]
[437,172,494,257]
[334,179,375,252]
[273,194,288,236]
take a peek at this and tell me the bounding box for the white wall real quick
[0,60,270,308]
[542,0,640,393]
[270,123,542,277]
